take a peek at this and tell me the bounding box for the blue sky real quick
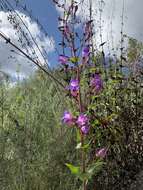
[23,0,60,67]
[23,0,59,41]
[20,0,143,67]
[0,0,143,79]
[0,0,61,79]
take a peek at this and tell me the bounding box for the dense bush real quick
[0,46,142,189]
[0,72,78,190]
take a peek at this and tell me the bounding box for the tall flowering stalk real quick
[53,1,110,189]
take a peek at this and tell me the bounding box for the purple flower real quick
[66,79,79,97]
[77,114,89,127]
[90,74,103,92]
[58,55,68,65]
[62,111,74,126]
[81,125,90,135]
[82,46,90,57]
[69,79,79,91]
[96,148,107,159]
[76,114,90,135]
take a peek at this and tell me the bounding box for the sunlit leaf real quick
[69,57,80,63]
[65,163,80,175]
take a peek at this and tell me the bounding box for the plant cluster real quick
[0,0,142,190]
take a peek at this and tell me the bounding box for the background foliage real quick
[0,33,143,190]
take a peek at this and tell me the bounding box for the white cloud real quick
[56,0,143,52]
[0,10,55,79]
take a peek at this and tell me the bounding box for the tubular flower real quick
[69,79,79,91]
[58,55,68,65]
[62,111,74,126]
[77,114,90,135]
[67,79,79,97]
[82,46,90,58]
[96,148,107,159]
[77,114,89,127]
[65,79,79,97]
[81,125,90,135]
[90,74,103,92]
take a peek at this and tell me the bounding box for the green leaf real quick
[93,119,100,126]
[86,161,105,179]
[91,56,96,64]
[90,67,96,72]
[108,113,118,121]
[78,172,89,181]
[69,57,80,63]
[75,161,105,182]
[65,163,80,175]
[76,129,81,143]
[82,143,90,150]
[76,142,90,150]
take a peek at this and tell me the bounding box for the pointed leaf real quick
[65,163,80,175]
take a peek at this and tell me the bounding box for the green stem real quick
[77,66,86,190]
